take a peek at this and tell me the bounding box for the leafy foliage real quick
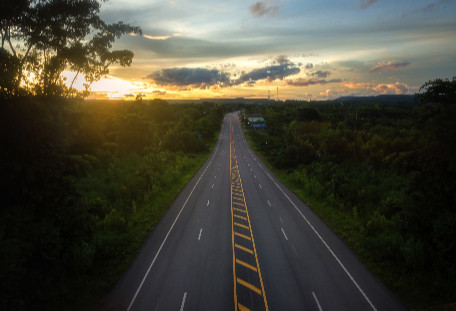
[0,98,226,310]
[243,78,456,308]
[0,0,141,98]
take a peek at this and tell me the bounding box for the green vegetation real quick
[242,78,456,309]
[0,98,226,310]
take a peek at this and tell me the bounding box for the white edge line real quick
[264,169,377,311]
[198,228,202,241]
[127,128,221,311]
[312,291,323,311]
[180,292,187,311]
[242,118,374,310]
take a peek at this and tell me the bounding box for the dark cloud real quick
[287,78,342,87]
[369,61,410,73]
[406,0,452,16]
[147,68,231,89]
[274,55,291,65]
[360,0,378,9]
[152,90,167,96]
[235,63,300,85]
[305,63,314,69]
[311,70,331,78]
[250,1,279,18]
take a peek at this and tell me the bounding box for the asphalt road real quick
[101,112,406,311]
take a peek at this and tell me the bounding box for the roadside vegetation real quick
[242,77,456,309]
[0,99,226,310]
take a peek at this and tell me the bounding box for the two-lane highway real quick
[101,112,406,311]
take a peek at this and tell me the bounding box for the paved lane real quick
[101,112,406,311]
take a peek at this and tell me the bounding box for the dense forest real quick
[242,77,456,309]
[0,98,226,310]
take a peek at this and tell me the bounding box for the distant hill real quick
[335,94,416,104]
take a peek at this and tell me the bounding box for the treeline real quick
[0,98,226,310]
[243,78,456,308]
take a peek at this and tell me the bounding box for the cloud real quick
[274,55,291,65]
[369,61,410,73]
[342,81,418,95]
[373,82,414,94]
[305,63,314,69]
[147,67,231,89]
[142,33,181,40]
[287,78,342,87]
[152,90,167,96]
[250,1,279,17]
[360,0,378,9]
[311,70,331,78]
[407,0,452,16]
[235,63,300,85]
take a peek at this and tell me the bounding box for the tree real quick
[417,76,456,105]
[0,0,141,98]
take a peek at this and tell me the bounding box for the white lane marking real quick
[280,217,284,224]
[267,200,271,207]
[292,244,298,256]
[281,228,288,241]
[180,292,187,311]
[207,200,210,206]
[127,131,221,311]
[211,184,214,189]
[198,228,203,241]
[259,184,262,190]
[254,175,256,179]
[215,175,217,179]
[312,291,323,311]
[262,168,377,311]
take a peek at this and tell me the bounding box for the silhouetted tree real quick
[0,0,141,98]
[417,76,456,105]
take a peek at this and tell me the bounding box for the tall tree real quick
[0,0,141,98]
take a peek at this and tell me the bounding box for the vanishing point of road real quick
[101,112,406,311]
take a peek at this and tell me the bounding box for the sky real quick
[71,0,456,100]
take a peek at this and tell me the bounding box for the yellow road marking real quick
[234,232,252,241]
[238,303,250,311]
[234,214,248,221]
[230,117,238,310]
[236,258,258,272]
[233,207,246,213]
[237,278,262,296]
[234,222,250,230]
[230,115,268,310]
[235,243,254,254]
